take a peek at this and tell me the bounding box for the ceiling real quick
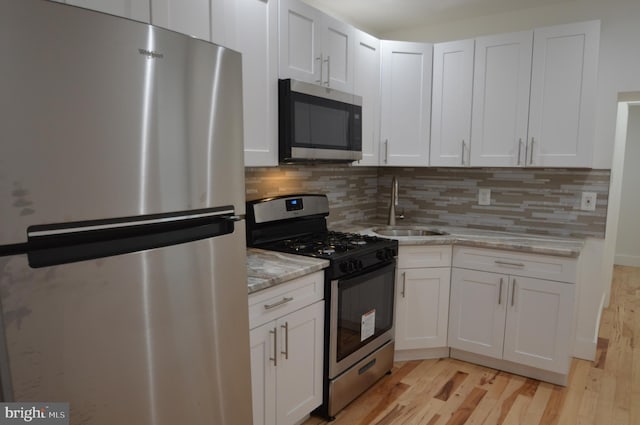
[303,0,573,36]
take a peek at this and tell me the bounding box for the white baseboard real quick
[614,254,640,267]
[394,347,450,362]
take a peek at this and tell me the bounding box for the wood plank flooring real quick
[303,265,640,425]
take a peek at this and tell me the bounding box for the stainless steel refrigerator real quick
[0,0,253,423]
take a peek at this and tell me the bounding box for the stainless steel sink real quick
[372,228,448,237]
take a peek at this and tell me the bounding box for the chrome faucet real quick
[388,176,404,225]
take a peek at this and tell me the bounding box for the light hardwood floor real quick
[303,265,640,425]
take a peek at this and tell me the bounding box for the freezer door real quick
[0,227,252,425]
[0,0,245,246]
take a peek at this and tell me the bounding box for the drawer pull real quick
[494,260,525,268]
[264,297,294,310]
[498,278,503,305]
[401,272,407,298]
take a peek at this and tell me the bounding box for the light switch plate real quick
[478,188,491,206]
[581,192,597,211]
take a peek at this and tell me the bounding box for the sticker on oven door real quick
[361,309,376,341]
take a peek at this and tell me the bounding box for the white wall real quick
[381,0,640,170]
[615,105,640,266]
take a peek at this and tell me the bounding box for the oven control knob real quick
[340,262,350,273]
[385,248,395,260]
[356,260,363,271]
[376,250,386,260]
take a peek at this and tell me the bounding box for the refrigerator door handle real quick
[1,206,241,268]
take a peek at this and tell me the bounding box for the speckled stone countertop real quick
[347,223,585,258]
[247,248,329,294]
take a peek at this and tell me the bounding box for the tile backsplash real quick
[245,165,379,229]
[245,165,610,239]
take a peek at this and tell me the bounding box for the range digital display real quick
[285,198,303,211]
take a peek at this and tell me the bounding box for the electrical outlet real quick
[581,192,597,211]
[478,188,491,206]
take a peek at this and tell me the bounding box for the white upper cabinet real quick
[380,40,433,166]
[353,30,381,166]
[430,39,475,167]
[470,31,533,167]
[527,21,600,167]
[151,0,211,41]
[232,0,279,167]
[278,0,354,92]
[59,0,151,22]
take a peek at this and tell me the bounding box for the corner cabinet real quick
[380,40,433,166]
[430,39,475,167]
[449,247,577,385]
[278,0,355,93]
[249,271,325,425]
[394,246,451,361]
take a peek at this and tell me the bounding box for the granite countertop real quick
[351,223,584,258]
[246,224,583,294]
[247,248,329,294]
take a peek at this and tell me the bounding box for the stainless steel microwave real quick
[278,79,362,163]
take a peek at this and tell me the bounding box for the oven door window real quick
[336,263,395,362]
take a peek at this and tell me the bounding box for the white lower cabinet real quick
[248,272,325,425]
[394,246,451,360]
[449,247,576,383]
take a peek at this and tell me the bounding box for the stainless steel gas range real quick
[246,194,398,419]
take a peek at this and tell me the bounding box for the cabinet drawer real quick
[397,245,452,269]
[452,246,576,283]
[248,271,324,329]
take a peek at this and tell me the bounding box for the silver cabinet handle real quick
[517,138,523,165]
[498,278,503,305]
[324,56,331,86]
[461,140,466,166]
[269,327,277,366]
[494,260,525,268]
[401,272,406,298]
[281,322,289,360]
[264,297,293,310]
[511,278,517,307]
[529,137,535,165]
[315,53,323,84]
[384,139,389,164]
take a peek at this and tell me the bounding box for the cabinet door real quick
[430,39,474,167]
[380,40,432,166]
[353,30,381,166]
[276,301,324,425]
[470,31,533,167]
[322,16,354,92]
[235,0,279,166]
[63,0,150,22]
[503,277,574,374]
[278,0,322,84]
[449,268,507,359]
[151,0,211,41]
[250,322,277,425]
[395,267,451,350]
[528,21,600,167]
